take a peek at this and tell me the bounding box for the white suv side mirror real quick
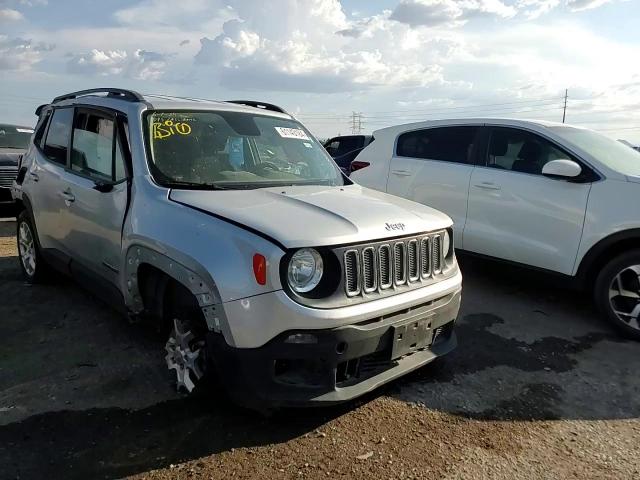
[542,159,582,179]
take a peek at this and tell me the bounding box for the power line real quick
[298,95,566,117]
[298,99,565,121]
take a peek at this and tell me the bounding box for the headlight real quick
[288,248,323,293]
[443,229,451,257]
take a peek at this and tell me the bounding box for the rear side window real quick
[43,108,74,165]
[396,127,478,164]
[34,110,52,149]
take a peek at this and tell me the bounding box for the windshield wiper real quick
[165,180,233,190]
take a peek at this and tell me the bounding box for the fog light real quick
[285,333,318,344]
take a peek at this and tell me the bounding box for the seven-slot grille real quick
[344,232,447,297]
[0,166,18,188]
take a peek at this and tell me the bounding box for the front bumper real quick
[207,289,460,408]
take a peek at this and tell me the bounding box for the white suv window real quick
[487,128,568,175]
[396,127,478,164]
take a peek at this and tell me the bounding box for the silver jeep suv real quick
[13,88,462,408]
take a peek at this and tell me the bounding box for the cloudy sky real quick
[1,0,639,142]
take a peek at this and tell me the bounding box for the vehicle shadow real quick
[1,249,638,479]
[391,253,639,423]
[0,392,358,480]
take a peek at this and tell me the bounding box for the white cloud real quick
[0,7,23,21]
[390,0,517,27]
[67,49,170,80]
[193,1,458,92]
[0,35,53,70]
[566,0,615,11]
[516,0,561,19]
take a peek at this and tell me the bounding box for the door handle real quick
[473,182,501,190]
[391,170,412,177]
[29,172,39,182]
[60,190,75,204]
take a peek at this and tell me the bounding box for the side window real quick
[114,135,127,181]
[325,139,339,156]
[334,137,361,157]
[71,111,114,181]
[396,127,478,164]
[487,128,568,175]
[33,110,52,149]
[114,121,129,182]
[43,108,74,165]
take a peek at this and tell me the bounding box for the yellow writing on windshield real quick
[152,120,192,140]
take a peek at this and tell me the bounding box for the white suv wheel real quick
[608,265,640,331]
[595,250,640,341]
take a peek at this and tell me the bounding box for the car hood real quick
[169,184,452,249]
[0,149,23,167]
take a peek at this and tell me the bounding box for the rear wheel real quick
[16,211,49,284]
[594,250,640,340]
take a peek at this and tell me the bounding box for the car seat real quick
[512,141,543,174]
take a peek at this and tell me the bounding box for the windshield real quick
[550,126,640,177]
[0,125,33,149]
[145,110,345,189]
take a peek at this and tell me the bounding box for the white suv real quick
[351,118,640,339]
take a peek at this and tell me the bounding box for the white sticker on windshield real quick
[275,127,310,140]
[303,142,312,148]
[16,128,34,133]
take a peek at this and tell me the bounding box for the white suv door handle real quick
[391,170,412,177]
[474,182,501,191]
[29,172,39,182]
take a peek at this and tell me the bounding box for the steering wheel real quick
[259,161,281,172]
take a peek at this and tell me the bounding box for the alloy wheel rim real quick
[609,265,640,331]
[18,222,36,277]
[165,318,205,393]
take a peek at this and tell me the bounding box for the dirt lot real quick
[1,215,639,480]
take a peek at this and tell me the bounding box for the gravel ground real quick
[0,215,639,480]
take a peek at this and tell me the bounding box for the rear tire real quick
[16,210,49,284]
[594,249,640,341]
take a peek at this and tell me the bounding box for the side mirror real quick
[93,181,114,193]
[542,159,582,179]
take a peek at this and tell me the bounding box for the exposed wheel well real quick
[577,231,640,290]
[13,198,25,213]
[137,263,207,333]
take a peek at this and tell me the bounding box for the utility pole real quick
[350,111,363,134]
[562,89,568,123]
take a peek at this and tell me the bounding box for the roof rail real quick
[53,88,145,104]
[226,100,288,114]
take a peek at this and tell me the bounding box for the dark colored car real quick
[323,135,373,175]
[0,124,33,205]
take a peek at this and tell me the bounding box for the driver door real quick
[57,107,130,286]
[464,126,592,274]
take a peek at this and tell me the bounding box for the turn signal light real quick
[253,254,267,285]
[350,161,370,173]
